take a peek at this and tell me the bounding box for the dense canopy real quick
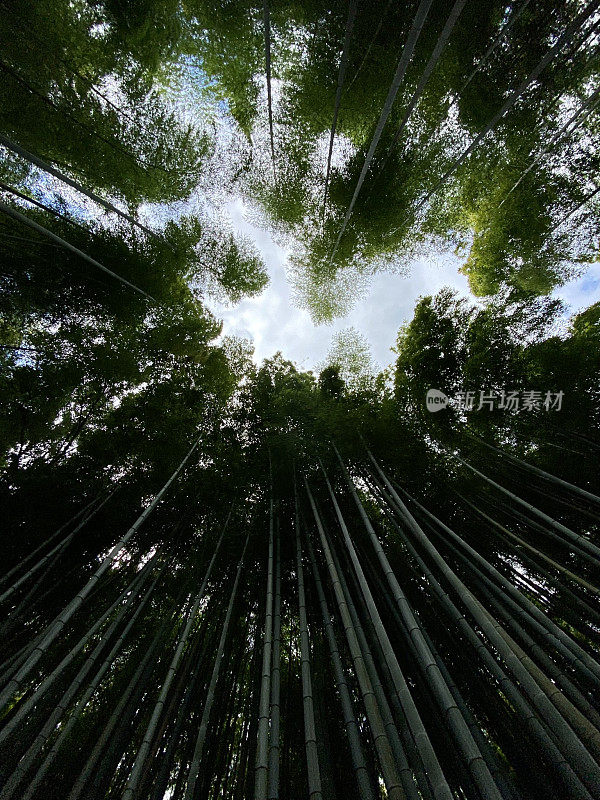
[1,2,599,800]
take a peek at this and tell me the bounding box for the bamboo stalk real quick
[0,556,155,745]
[0,491,116,609]
[183,533,249,800]
[19,572,162,800]
[320,462,453,800]
[456,492,600,597]
[0,493,103,590]
[452,452,600,561]
[334,448,504,800]
[294,498,323,800]
[1,567,159,800]
[305,528,377,800]
[304,477,405,800]
[404,485,600,688]
[368,452,600,797]
[372,480,593,798]
[120,509,232,800]
[65,598,182,800]
[468,433,600,506]
[0,435,201,711]
[254,498,275,800]
[267,519,282,800]
[327,530,423,800]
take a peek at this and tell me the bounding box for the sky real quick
[18,67,600,378]
[22,56,596,380]
[206,198,600,374]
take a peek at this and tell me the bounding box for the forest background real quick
[1,3,600,800]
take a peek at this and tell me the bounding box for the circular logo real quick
[426,388,448,412]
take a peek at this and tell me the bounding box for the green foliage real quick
[318,365,344,399]
[1,10,600,800]
[227,0,600,316]
[393,288,600,465]
[322,327,375,394]
[1,0,598,495]
[0,0,209,207]
[4,0,596,319]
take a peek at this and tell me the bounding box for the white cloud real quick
[206,199,475,371]
[207,199,600,373]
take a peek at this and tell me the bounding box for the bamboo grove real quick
[2,0,600,799]
[0,422,599,800]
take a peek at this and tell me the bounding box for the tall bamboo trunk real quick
[267,520,282,800]
[376,485,593,799]
[0,492,114,608]
[305,529,376,800]
[327,529,423,800]
[452,452,600,561]
[320,462,453,800]
[148,634,205,800]
[369,452,600,797]
[401,481,600,688]
[469,433,600,506]
[0,201,155,300]
[1,565,160,800]
[335,449,504,800]
[304,478,405,800]
[457,492,600,597]
[1,496,124,645]
[19,572,162,800]
[377,0,466,176]
[295,497,322,800]
[254,499,275,799]
[120,510,231,800]
[183,533,250,800]
[0,555,156,746]
[0,436,201,712]
[263,0,276,181]
[65,592,185,800]
[0,134,162,241]
[0,493,102,591]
